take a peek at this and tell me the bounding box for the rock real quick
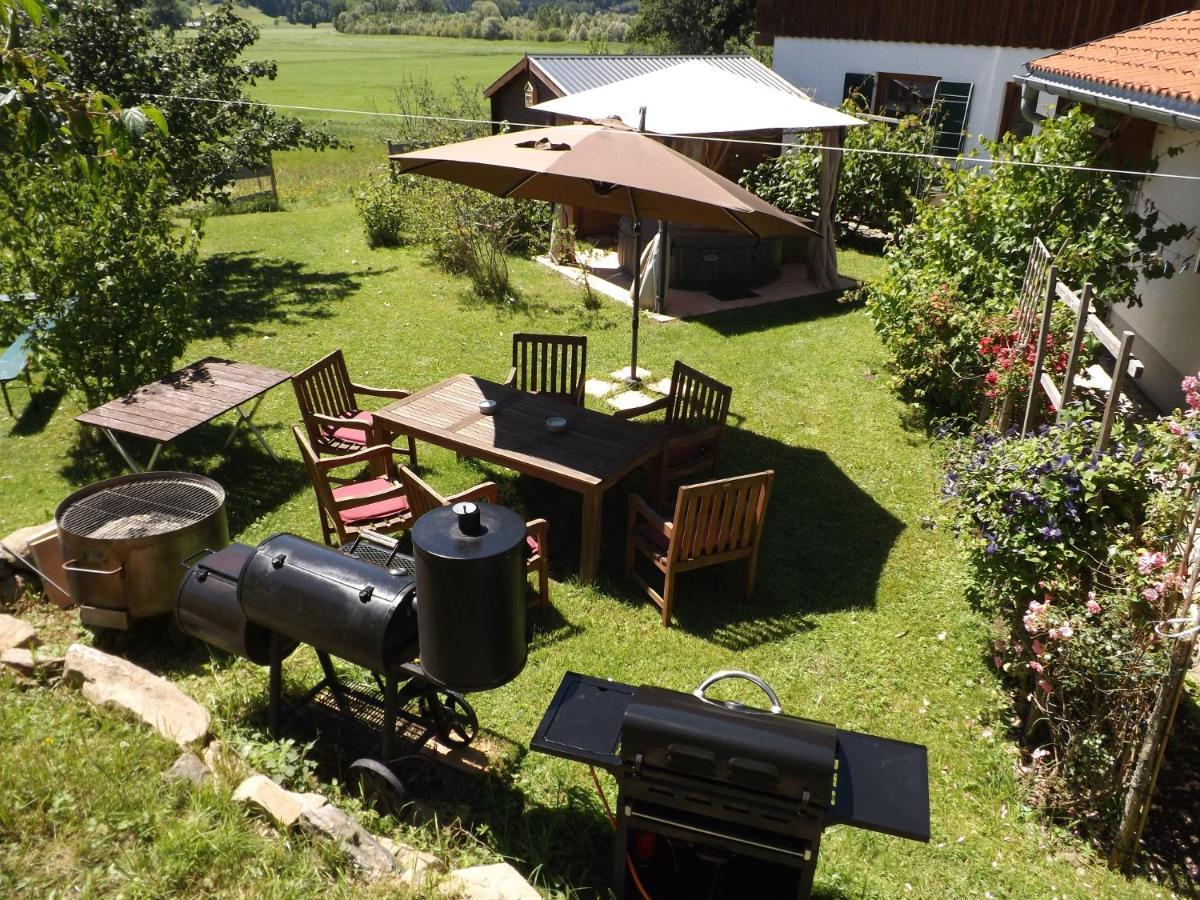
[0,522,53,570]
[63,643,210,746]
[0,647,64,677]
[233,774,326,829]
[0,614,38,652]
[378,836,445,886]
[164,751,212,787]
[441,863,540,900]
[298,802,396,876]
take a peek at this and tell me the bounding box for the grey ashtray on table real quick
[546,416,569,434]
[478,399,498,415]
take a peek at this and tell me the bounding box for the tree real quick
[41,0,338,203]
[140,0,190,30]
[628,0,755,54]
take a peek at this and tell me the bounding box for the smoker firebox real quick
[531,671,930,899]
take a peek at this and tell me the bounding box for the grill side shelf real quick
[529,672,634,772]
[827,729,931,843]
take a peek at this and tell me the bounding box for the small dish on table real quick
[546,416,568,434]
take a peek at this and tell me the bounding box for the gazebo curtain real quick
[809,126,844,291]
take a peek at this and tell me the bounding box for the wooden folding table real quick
[375,374,663,583]
[76,357,291,472]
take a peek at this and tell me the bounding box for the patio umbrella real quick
[393,124,817,385]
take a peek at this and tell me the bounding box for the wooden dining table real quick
[374,374,664,583]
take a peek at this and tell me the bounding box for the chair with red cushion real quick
[613,360,733,508]
[626,470,773,627]
[293,426,414,546]
[400,465,550,610]
[292,349,417,467]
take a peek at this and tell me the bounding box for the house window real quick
[524,81,537,107]
[997,82,1034,141]
[873,73,940,118]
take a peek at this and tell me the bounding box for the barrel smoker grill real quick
[531,671,931,899]
[176,502,529,796]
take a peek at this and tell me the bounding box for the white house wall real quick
[1112,125,1200,412]
[772,37,1057,156]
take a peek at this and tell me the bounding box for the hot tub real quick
[618,218,782,292]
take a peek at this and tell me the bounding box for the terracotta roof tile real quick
[1028,10,1200,105]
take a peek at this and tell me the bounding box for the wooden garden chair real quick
[625,470,773,627]
[614,360,733,508]
[399,465,550,610]
[505,333,587,407]
[293,426,414,546]
[292,349,417,466]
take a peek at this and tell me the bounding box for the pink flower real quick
[1170,421,1186,436]
[1031,639,1044,656]
[1143,587,1160,602]
[1183,375,1199,394]
[1180,462,1192,477]
[1029,660,1044,673]
[1048,628,1060,640]
[1038,679,1054,693]
[1138,551,1167,575]
[1031,747,1050,760]
[993,655,1004,669]
[1086,599,1102,616]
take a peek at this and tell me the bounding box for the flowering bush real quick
[978,305,1076,410]
[945,381,1200,838]
[865,108,1188,421]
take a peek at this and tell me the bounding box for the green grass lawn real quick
[0,197,1174,898]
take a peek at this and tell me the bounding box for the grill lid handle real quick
[693,670,783,715]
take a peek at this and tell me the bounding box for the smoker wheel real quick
[348,758,408,815]
[417,690,478,746]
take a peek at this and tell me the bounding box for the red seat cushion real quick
[332,477,409,525]
[664,424,715,467]
[635,523,671,559]
[525,534,541,557]
[322,410,373,446]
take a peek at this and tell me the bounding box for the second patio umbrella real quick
[392,124,817,384]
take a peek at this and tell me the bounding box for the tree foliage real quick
[628,0,754,53]
[2,0,199,407]
[742,100,939,233]
[40,0,337,203]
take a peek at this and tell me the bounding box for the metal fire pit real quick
[56,472,228,630]
[531,671,931,899]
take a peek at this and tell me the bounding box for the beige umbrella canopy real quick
[394,125,816,381]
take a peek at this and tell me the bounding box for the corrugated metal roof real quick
[529,55,809,98]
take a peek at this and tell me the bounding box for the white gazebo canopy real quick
[530,60,864,135]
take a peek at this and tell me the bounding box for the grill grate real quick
[342,531,415,574]
[59,478,223,539]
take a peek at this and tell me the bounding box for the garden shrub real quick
[945,395,1198,838]
[864,107,1187,421]
[353,169,408,248]
[864,110,1190,422]
[740,100,938,233]
[0,157,201,407]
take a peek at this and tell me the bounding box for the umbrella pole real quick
[627,217,643,388]
[654,220,668,315]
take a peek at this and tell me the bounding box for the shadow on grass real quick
[1138,688,1200,889]
[201,251,363,340]
[7,384,63,436]
[471,425,903,651]
[691,287,854,337]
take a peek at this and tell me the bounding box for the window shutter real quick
[932,80,973,156]
[842,72,875,109]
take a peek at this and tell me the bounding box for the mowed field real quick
[225,20,602,204]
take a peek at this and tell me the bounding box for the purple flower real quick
[1039,524,1063,542]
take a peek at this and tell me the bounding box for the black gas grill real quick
[531,671,930,899]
